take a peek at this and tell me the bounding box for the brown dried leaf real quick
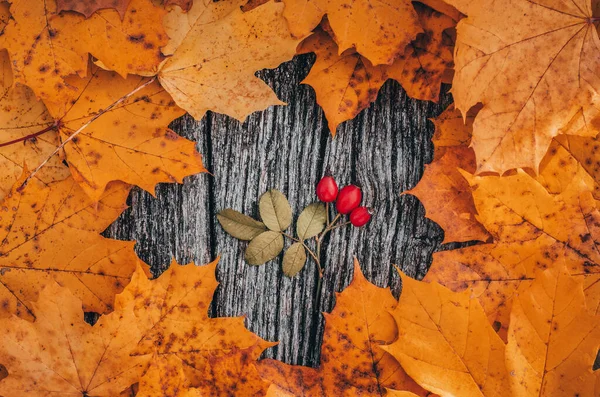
[0,176,145,320]
[259,189,292,231]
[217,209,267,240]
[258,259,430,396]
[158,1,301,121]
[282,242,306,277]
[245,231,284,265]
[296,202,326,240]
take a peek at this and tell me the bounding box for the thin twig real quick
[328,221,351,231]
[281,232,299,242]
[0,122,60,148]
[19,76,157,191]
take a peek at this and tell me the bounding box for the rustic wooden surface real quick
[104,54,455,367]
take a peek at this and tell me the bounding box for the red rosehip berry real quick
[350,206,372,227]
[316,176,338,202]
[336,185,362,214]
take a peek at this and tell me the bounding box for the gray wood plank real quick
[104,54,451,367]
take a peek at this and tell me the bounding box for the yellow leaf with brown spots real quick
[506,265,600,396]
[46,66,205,202]
[0,282,151,397]
[158,1,301,121]
[117,259,276,396]
[0,49,70,202]
[425,169,600,339]
[282,0,422,66]
[161,0,245,56]
[299,3,455,134]
[258,259,430,396]
[1,0,167,109]
[446,0,600,174]
[57,0,132,18]
[384,270,510,397]
[0,175,145,320]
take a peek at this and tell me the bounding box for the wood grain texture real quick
[103,54,453,367]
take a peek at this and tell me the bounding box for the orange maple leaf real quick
[45,66,205,201]
[282,0,422,65]
[385,264,600,396]
[0,258,273,395]
[0,282,150,396]
[385,268,509,397]
[0,49,70,201]
[258,259,429,396]
[446,0,600,174]
[300,3,456,134]
[161,0,246,56]
[0,175,145,320]
[158,1,301,121]
[426,168,600,338]
[1,0,167,108]
[118,259,275,395]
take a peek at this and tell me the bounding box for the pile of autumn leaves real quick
[0,0,599,395]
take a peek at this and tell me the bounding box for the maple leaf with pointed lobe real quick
[119,259,275,395]
[0,175,145,320]
[385,264,600,396]
[158,1,301,122]
[426,168,600,339]
[282,0,423,66]
[299,2,455,134]
[446,0,600,174]
[0,258,274,395]
[46,66,205,201]
[1,0,167,108]
[258,259,429,396]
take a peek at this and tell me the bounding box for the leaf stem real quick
[280,231,322,276]
[0,121,61,148]
[19,76,157,191]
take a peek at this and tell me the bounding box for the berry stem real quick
[328,221,351,231]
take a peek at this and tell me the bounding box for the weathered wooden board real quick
[105,54,467,369]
